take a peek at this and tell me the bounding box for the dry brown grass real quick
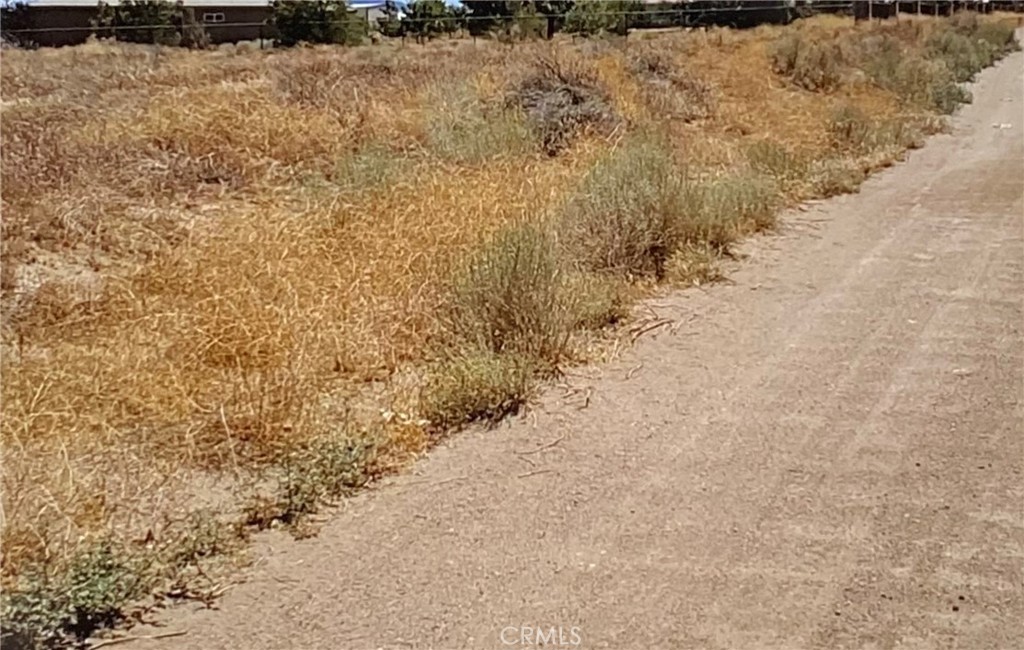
[1,13,1018,645]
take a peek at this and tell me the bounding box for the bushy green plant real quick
[465,0,570,38]
[402,0,463,42]
[557,133,685,278]
[94,0,181,45]
[1,541,149,649]
[678,173,777,250]
[244,434,377,530]
[420,350,536,430]
[424,222,574,430]
[973,21,1019,53]
[827,104,927,153]
[746,139,809,183]
[564,0,633,37]
[425,82,533,163]
[770,33,843,91]
[861,43,967,114]
[376,0,404,37]
[446,222,571,363]
[270,0,367,47]
[927,28,993,82]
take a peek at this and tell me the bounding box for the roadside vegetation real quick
[1,12,1017,648]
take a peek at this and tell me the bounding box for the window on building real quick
[202,12,226,23]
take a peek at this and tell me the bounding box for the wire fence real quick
[2,0,1020,45]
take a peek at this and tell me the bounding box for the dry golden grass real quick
[1,16,1018,642]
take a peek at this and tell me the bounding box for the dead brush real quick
[627,46,718,121]
[508,51,620,155]
[0,104,92,205]
[270,54,353,108]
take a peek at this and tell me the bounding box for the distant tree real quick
[403,0,459,41]
[270,0,367,46]
[536,0,573,36]
[466,0,574,39]
[449,3,468,32]
[564,0,635,36]
[95,0,182,44]
[177,5,212,48]
[464,0,516,36]
[377,0,404,37]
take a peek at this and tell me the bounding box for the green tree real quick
[465,0,525,36]
[403,0,459,42]
[465,0,570,39]
[94,0,181,45]
[270,0,366,46]
[376,0,404,37]
[536,0,573,36]
[564,0,636,36]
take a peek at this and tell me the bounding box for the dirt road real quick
[142,47,1024,650]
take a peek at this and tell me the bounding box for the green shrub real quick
[927,28,992,82]
[425,82,533,163]
[563,271,631,330]
[274,437,376,522]
[2,541,149,649]
[402,0,464,42]
[557,134,684,278]
[746,139,809,184]
[564,0,631,37]
[826,104,925,152]
[809,157,866,198]
[930,79,972,114]
[974,21,1019,53]
[866,48,967,114]
[770,33,843,92]
[445,222,571,364]
[270,0,367,47]
[94,0,193,46]
[419,351,535,430]
[678,173,778,251]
